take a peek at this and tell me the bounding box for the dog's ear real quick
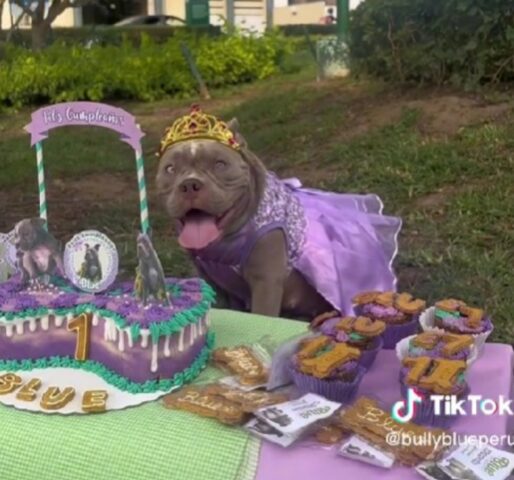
[85,243,90,249]
[31,218,46,229]
[94,244,100,251]
[226,118,248,149]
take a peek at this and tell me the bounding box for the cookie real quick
[403,356,433,385]
[441,333,473,356]
[339,397,446,466]
[435,299,465,312]
[16,378,42,402]
[40,387,76,410]
[418,358,467,395]
[375,291,395,307]
[395,293,426,314]
[162,387,245,425]
[314,423,345,444]
[412,332,440,350]
[311,310,340,329]
[459,306,484,329]
[0,373,23,395]
[337,316,386,337]
[297,336,331,360]
[352,291,381,305]
[213,346,268,386]
[300,343,361,378]
[82,390,108,413]
[202,384,288,413]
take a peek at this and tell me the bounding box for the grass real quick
[0,62,513,343]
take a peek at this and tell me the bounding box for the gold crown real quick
[158,105,240,156]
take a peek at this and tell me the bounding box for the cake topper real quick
[14,218,65,285]
[134,233,170,306]
[64,230,119,293]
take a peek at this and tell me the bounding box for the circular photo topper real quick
[0,231,17,273]
[64,230,118,293]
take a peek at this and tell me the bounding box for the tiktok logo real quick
[391,388,424,423]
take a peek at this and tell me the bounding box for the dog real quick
[156,108,401,319]
[14,218,65,283]
[78,243,102,283]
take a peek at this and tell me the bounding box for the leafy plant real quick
[0,32,293,108]
[349,0,514,87]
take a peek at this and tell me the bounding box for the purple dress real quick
[185,173,402,315]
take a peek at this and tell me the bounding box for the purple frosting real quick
[408,339,470,361]
[0,276,206,328]
[362,303,402,319]
[435,310,493,334]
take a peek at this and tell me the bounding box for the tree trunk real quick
[31,19,51,51]
[0,0,5,35]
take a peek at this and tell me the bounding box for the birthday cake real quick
[0,102,217,412]
[0,274,215,394]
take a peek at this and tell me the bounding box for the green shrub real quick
[0,31,293,108]
[349,0,514,87]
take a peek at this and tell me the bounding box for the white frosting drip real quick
[29,318,37,332]
[15,321,24,335]
[41,316,49,331]
[127,330,133,348]
[92,313,99,326]
[198,317,204,335]
[140,330,150,348]
[103,318,118,342]
[151,342,159,373]
[164,335,171,357]
[118,329,125,352]
[189,323,196,346]
[5,323,13,337]
[54,315,64,327]
[178,329,184,352]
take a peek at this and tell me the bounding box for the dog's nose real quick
[179,178,204,196]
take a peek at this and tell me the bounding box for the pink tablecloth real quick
[256,344,514,480]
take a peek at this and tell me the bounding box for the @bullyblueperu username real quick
[391,388,514,423]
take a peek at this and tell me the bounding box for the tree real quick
[0,0,5,35]
[11,0,97,50]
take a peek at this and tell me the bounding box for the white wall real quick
[1,3,81,30]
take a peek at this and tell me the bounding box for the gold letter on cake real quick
[0,373,23,395]
[82,390,108,413]
[16,378,42,402]
[40,387,76,410]
[68,313,92,361]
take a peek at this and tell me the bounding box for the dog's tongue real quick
[179,211,221,250]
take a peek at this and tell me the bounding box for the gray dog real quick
[156,108,400,319]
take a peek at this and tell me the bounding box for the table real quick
[0,309,512,480]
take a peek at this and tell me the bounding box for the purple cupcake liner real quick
[380,314,420,349]
[358,335,383,370]
[289,364,365,403]
[399,380,469,428]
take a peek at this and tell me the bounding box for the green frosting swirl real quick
[0,281,216,343]
[0,332,215,394]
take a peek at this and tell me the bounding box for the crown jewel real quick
[158,105,240,156]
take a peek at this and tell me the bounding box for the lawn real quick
[0,65,512,343]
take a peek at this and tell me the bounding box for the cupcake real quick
[420,299,493,354]
[316,315,385,369]
[353,291,426,349]
[290,335,365,403]
[396,332,478,365]
[399,356,468,428]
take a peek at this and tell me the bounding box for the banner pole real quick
[36,141,48,228]
[135,150,150,234]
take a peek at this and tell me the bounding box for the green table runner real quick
[0,309,308,480]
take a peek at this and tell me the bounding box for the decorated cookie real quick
[64,230,119,293]
[339,397,447,466]
[398,332,475,362]
[399,356,468,427]
[290,336,365,403]
[212,346,268,386]
[352,290,426,349]
[433,299,491,334]
[202,384,288,413]
[162,386,245,425]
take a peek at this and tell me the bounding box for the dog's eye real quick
[215,160,227,170]
[165,165,175,174]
